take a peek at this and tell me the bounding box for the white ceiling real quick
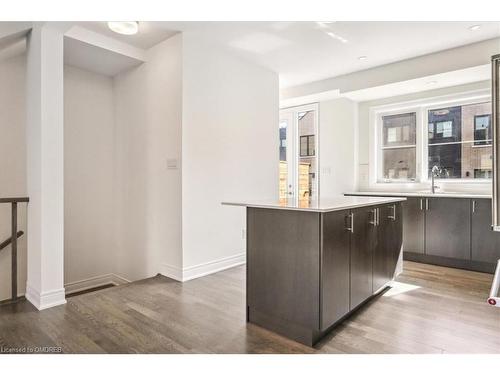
[2,21,500,88]
[153,21,500,88]
[64,37,143,76]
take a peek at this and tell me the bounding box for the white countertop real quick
[222,196,406,213]
[345,191,492,199]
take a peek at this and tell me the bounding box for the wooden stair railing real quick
[0,197,29,302]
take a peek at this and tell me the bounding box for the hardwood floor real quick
[0,261,498,354]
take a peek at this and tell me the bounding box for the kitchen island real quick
[222,196,406,346]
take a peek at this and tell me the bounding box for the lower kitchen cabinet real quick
[346,193,500,274]
[349,207,376,310]
[320,210,350,330]
[424,197,471,260]
[374,203,403,292]
[402,198,425,254]
[321,202,403,329]
[471,199,500,264]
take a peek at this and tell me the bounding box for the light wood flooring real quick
[0,261,498,353]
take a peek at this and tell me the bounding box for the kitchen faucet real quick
[431,165,442,194]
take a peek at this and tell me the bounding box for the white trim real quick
[161,252,246,282]
[64,273,130,295]
[160,263,183,282]
[25,284,66,311]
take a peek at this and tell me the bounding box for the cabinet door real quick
[373,206,388,293]
[471,199,500,263]
[402,198,425,254]
[425,198,470,259]
[374,203,403,292]
[320,210,350,330]
[350,207,376,310]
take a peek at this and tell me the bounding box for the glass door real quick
[279,104,319,203]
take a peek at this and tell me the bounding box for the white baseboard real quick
[25,284,67,311]
[161,252,246,282]
[160,263,183,282]
[64,273,130,295]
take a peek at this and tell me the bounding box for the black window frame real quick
[473,114,492,146]
[299,135,315,157]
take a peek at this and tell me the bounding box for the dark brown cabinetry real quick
[247,202,403,346]
[402,198,425,254]
[350,207,376,309]
[425,198,471,260]
[345,193,500,274]
[471,199,500,266]
[320,210,350,330]
[374,204,403,293]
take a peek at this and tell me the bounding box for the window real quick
[474,114,491,146]
[375,95,492,183]
[427,102,492,179]
[300,135,315,157]
[380,112,417,181]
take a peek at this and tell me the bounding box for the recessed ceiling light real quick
[107,21,139,35]
[427,80,438,85]
[358,56,367,61]
[326,31,348,43]
[469,24,481,31]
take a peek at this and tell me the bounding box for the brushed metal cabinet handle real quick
[369,208,377,226]
[388,204,396,221]
[345,213,354,233]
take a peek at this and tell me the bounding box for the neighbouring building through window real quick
[376,95,492,183]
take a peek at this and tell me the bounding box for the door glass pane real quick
[279,119,289,202]
[297,110,317,201]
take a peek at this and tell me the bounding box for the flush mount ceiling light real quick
[107,21,139,35]
[358,56,367,61]
[469,24,481,31]
[427,80,438,85]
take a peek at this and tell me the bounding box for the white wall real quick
[0,56,125,300]
[1,30,279,297]
[0,54,27,301]
[113,34,183,281]
[25,24,66,310]
[357,80,490,191]
[319,98,358,197]
[181,34,279,274]
[64,65,116,286]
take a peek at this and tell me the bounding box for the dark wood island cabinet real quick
[223,197,405,346]
[345,192,500,274]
